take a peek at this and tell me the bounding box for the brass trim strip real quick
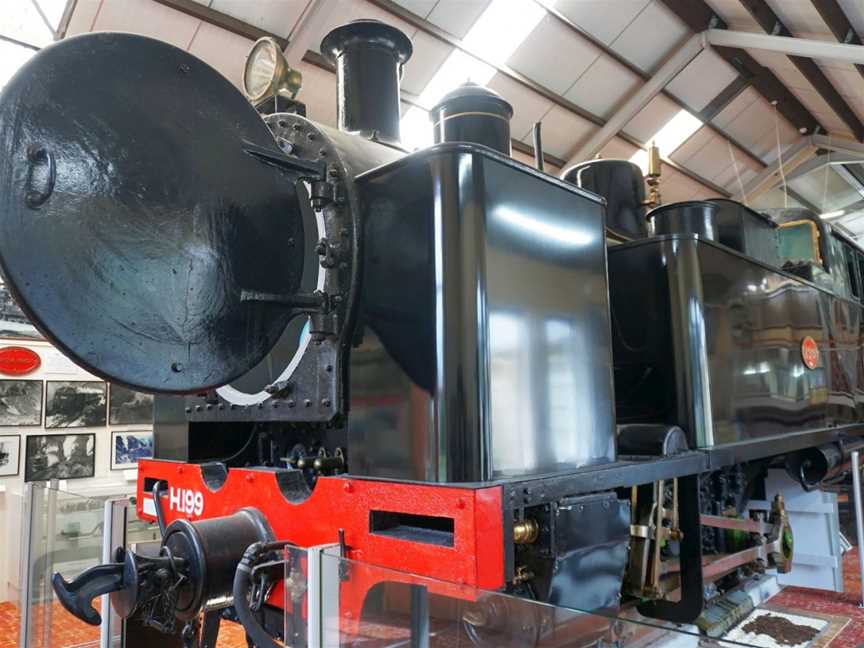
[432,111,510,129]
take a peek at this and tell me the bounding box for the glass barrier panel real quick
[106,496,161,648]
[22,484,106,648]
[280,545,764,648]
[125,498,160,548]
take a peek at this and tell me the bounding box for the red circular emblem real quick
[0,346,41,375]
[801,336,819,370]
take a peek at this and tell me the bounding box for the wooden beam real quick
[283,0,339,67]
[368,0,606,128]
[55,0,78,40]
[0,33,40,51]
[735,137,816,201]
[810,0,864,83]
[700,74,753,121]
[660,0,825,137]
[542,6,766,169]
[736,0,864,141]
[567,33,707,164]
[785,187,820,212]
[151,0,288,49]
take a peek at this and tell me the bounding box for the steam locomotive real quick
[1,16,862,648]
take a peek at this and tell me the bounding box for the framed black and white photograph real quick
[0,435,20,476]
[109,385,154,425]
[0,281,42,340]
[45,381,106,428]
[24,433,96,482]
[0,380,42,426]
[111,430,154,470]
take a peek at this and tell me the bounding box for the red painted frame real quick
[136,459,506,628]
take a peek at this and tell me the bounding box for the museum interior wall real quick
[0,329,154,602]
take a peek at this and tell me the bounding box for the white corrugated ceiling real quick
[3,0,864,228]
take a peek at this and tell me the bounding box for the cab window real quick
[778,221,822,267]
[857,254,864,303]
[828,234,852,298]
[843,242,861,300]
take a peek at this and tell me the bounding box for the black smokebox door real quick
[0,33,306,393]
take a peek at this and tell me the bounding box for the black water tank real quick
[650,201,719,241]
[563,159,648,240]
[429,82,513,155]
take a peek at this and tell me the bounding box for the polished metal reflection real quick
[485,192,610,477]
[351,146,615,482]
[609,235,858,449]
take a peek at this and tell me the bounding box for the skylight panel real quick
[399,0,545,150]
[462,0,545,67]
[416,49,496,109]
[0,41,36,93]
[400,106,435,152]
[629,109,703,173]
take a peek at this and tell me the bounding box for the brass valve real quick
[513,518,539,544]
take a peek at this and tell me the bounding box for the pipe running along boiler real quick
[1,17,863,647]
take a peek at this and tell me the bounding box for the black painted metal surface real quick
[321,20,412,145]
[351,144,615,482]
[543,492,630,615]
[707,198,780,267]
[609,234,862,448]
[429,82,513,155]
[650,200,719,240]
[638,473,704,622]
[562,159,648,241]
[0,33,307,393]
[169,116,404,433]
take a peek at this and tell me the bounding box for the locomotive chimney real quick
[321,20,412,146]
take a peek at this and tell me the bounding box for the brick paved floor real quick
[0,601,245,648]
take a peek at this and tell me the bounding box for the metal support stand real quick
[850,451,864,607]
[101,499,130,648]
[42,479,59,644]
[18,483,36,648]
[409,585,430,648]
[306,544,341,647]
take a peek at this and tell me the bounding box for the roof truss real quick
[660,0,825,136]
[736,0,864,141]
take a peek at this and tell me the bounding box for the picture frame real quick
[108,385,154,425]
[0,434,20,477]
[45,381,106,428]
[111,430,154,470]
[24,433,96,482]
[0,380,43,426]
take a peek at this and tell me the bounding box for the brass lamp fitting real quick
[642,142,662,208]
